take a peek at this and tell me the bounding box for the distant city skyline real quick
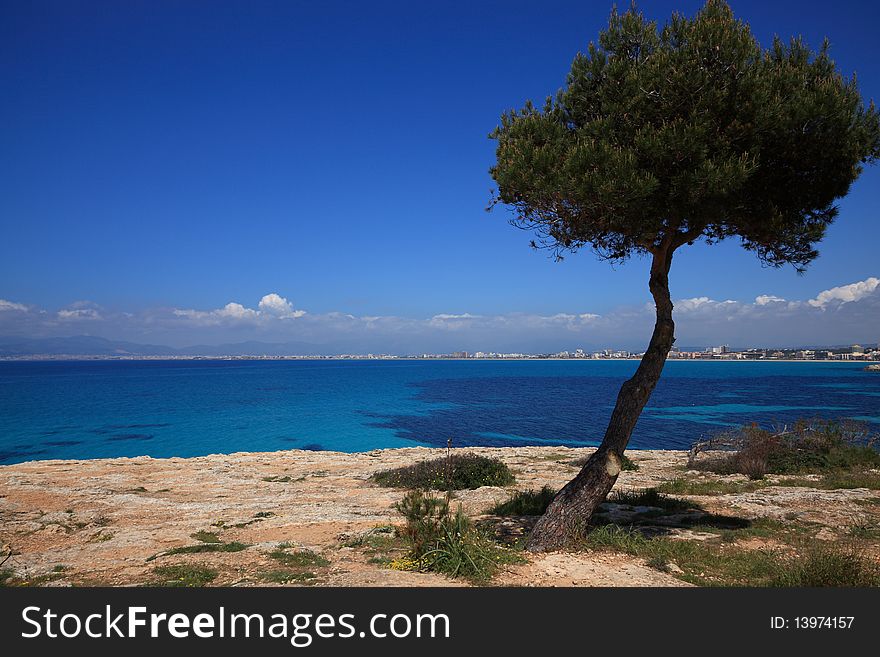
[2,2,879,352]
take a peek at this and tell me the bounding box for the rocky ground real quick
[1,446,878,587]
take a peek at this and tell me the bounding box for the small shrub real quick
[490,486,557,516]
[689,418,880,477]
[395,490,521,581]
[152,564,217,587]
[373,453,515,490]
[419,506,505,579]
[396,489,451,556]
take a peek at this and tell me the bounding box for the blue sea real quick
[1,359,878,465]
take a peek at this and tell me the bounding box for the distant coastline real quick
[1,355,879,363]
[2,335,877,363]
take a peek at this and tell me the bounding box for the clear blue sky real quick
[1,1,878,351]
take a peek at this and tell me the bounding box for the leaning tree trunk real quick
[527,246,676,551]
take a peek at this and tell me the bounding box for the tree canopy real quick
[490,0,880,271]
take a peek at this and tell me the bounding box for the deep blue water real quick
[0,359,878,464]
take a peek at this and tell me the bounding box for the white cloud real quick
[0,299,28,312]
[431,313,480,321]
[755,295,786,306]
[257,293,305,318]
[676,297,713,311]
[57,308,101,320]
[217,302,259,320]
[535,312,601,325]
[173,293,304,325]
[808,277,880,308]
[173,303,257,323]
[3,276,879,352]
[428,313,481,329]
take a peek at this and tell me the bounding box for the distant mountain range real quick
[0,335,330,357]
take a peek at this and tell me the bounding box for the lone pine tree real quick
[489,0,880,551]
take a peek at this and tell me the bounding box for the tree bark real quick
[526,245,677,551]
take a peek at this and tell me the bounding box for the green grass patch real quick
[818,470,880,490]
[708,517,792,543]
[581,518,879,587]
[148,541,249,561]
[847,523,880,540]
[490,486,557,516]
[268,548,330,568]
[608,488,701,511]
[657,477,768,496]
[659,470,880,496]
[191,530,221,544]
[152,564,217,587]
[373,453,515,490]
[770,547,880,587]
[340,526,406,567]
[582,525,781,586]
[774,471,880,490]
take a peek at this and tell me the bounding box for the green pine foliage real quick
[490,0,879,269]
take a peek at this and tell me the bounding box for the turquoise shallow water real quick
[0,359,878,464]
